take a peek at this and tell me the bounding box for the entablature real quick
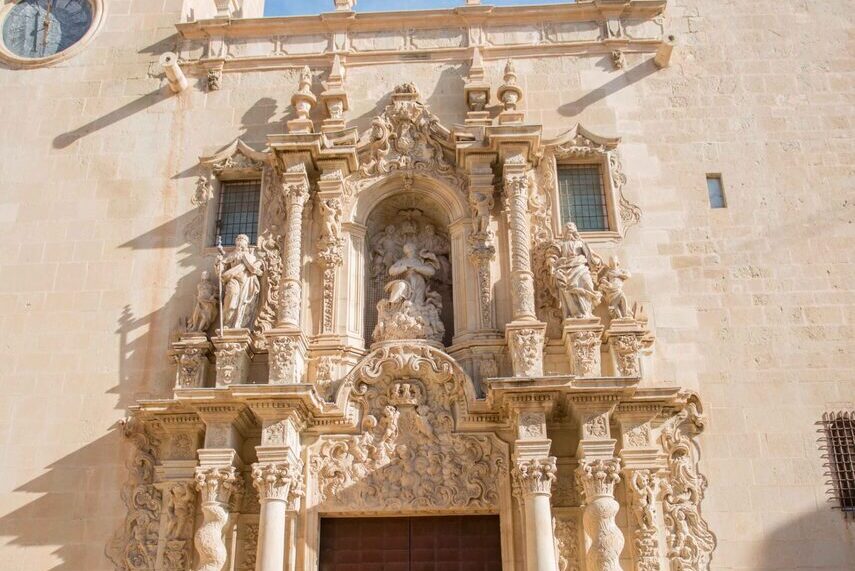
[173,1,668,72]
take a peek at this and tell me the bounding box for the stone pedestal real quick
[505,321,546,377]
[266,328,308,385]
[213,329,253,387]
[562,317,604,377]
[604,318,646,378]
[171,332,212,389]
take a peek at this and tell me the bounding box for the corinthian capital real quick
[503,172,530,199]
[283,181,310,207]
[252,461,303,502]
[513,457,557,497]
[195,466,238,504]
[576,458,621,500]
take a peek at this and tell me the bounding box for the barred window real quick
[558,165,609,232]
[215,180,261,246]
[819,411,855,517]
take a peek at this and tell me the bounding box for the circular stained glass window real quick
[2,0,93,60]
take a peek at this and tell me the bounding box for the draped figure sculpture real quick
[373,241,445,344]
[545,223,603,319]
[216,234,264,329]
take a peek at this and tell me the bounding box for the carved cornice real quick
[175,2,668,72]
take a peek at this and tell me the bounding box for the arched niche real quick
[340,171,475,350]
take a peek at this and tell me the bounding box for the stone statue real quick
[599,256,631,319]
[373,242,445,344]
[370,224,402,278]
[216,234,264,330]
[470,191,494,236]
[319,198,342,242]
[187,271,218,333]
[546,223,603,319]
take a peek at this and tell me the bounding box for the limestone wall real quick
[0,0,852,569]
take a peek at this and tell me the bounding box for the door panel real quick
[319,515,502,571]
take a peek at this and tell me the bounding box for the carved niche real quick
[309,343,507,512]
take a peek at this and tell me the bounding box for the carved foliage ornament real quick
[513,456,557,496]
[660,400,717,571]
[107,419,162,571]
[554,516,581,571]
[347,83,465,198]
[310,344,506,512]
[629,470,661,571]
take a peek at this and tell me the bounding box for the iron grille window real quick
[215,180,261,246]
[819,411,855,517]
[558,165,609,231]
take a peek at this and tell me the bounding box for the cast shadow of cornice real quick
[558,58,658,117]
[0,429,124,570]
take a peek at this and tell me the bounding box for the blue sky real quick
[264,0,569,17]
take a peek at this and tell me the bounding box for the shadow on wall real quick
[559,58,658,117]
[0,430,124,571]
[757,508,855,569]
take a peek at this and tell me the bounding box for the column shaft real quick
[279,178,309,327]
[256,498,287,571]
[504,172,537,321]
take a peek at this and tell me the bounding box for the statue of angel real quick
[599,256,631,319]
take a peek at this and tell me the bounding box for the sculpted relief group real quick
[112,31,715,571]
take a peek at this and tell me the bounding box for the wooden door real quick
[319,515,502,571]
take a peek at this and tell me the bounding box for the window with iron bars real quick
[557,164,610,232]
[818,411,855,517]
[215,180,261,246]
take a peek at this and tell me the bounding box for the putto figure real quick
[187,271,218,333]
[546,223,603,319]
[373,242,445,344]
[599,256,631,319]
[216,234,264,329]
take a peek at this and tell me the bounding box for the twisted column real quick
[278,179,310,327]
[504,172,537,321]
[194,466,238,571]
[577,458,624,571]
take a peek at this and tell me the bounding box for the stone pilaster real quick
[616,406,666,571]
[212,328,253,387]
[466,156,497,332]
[562,317,604,377]
[315,171,346,337]
[171,332,212,389]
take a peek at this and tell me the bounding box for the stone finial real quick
[497,59,525,124]
[334,0,356,11]
[464,48,491,126]
[289,66,317,133]
[320,55,350,133]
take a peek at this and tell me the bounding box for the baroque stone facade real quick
[0,1,853,571]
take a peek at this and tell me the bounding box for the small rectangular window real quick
[706,175,726,208]
[215,180,261,246]
[819,411,855,517]
[558,165,609,231]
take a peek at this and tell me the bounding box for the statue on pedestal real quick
[187,271,218,333]
[599,256,631,319]
[545,223,603,319]
[216,234,264,330]
[372,242,445,344]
